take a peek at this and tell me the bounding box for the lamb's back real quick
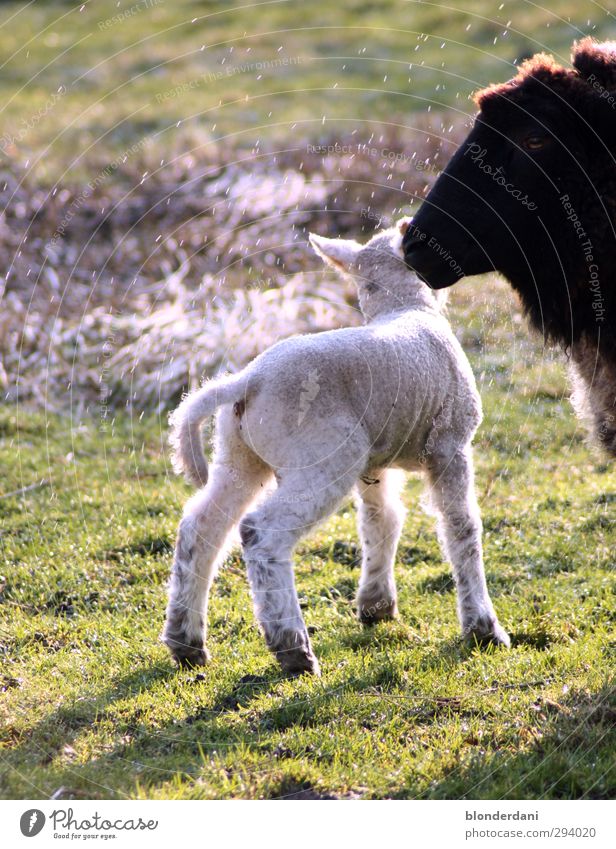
[239,310,480,464]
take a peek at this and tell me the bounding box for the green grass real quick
[2,0,614,182]
[1,278,614,800]
[1,0,615,802]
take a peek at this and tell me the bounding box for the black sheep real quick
[404,39,616,453]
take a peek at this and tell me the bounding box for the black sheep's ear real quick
[572,37,616,89]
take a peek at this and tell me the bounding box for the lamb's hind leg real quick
[427,446,509,647]
[164,417,271,668]
[241,458,366,676]
[356,468,406,624]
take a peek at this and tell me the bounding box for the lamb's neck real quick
[366,303,441,324]
[363,291,440,322]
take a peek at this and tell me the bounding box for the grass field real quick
[1,277,615,800]
[1,0,615,801]
[1,0,614,181]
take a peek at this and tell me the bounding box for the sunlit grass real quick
[1,279,614,799]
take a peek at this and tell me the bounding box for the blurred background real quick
[1,0,613,412]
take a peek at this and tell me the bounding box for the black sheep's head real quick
[404,39,616,347]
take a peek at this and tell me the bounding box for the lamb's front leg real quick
[427,447,510,647]
[355,468,406,624]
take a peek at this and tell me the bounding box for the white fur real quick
[163,218,509,674]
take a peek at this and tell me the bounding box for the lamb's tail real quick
[168,374,247,487]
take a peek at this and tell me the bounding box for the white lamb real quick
[164,218,509,675]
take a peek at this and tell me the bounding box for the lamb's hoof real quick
[273,630,321,677]
[464,616,510,649]
[278,648,321,677]
[357,597,398,626]
[167,642,211,669]
[177,647,210,669]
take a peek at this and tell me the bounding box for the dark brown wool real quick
[405,39,616,452]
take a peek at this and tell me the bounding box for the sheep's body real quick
[164,222,509,674]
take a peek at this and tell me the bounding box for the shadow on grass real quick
[398,683,616,800]
[97,535,173,561]
[415,571,454,594]
[1,661,288,798]
[1,663,174,798]
[3,653,614,800]
[2,657,415,797]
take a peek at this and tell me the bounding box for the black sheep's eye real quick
[521,135,548,151]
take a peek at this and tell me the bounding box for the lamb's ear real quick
[309,233,361,271]
[572,38,616,89]
[396,217,413,236]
